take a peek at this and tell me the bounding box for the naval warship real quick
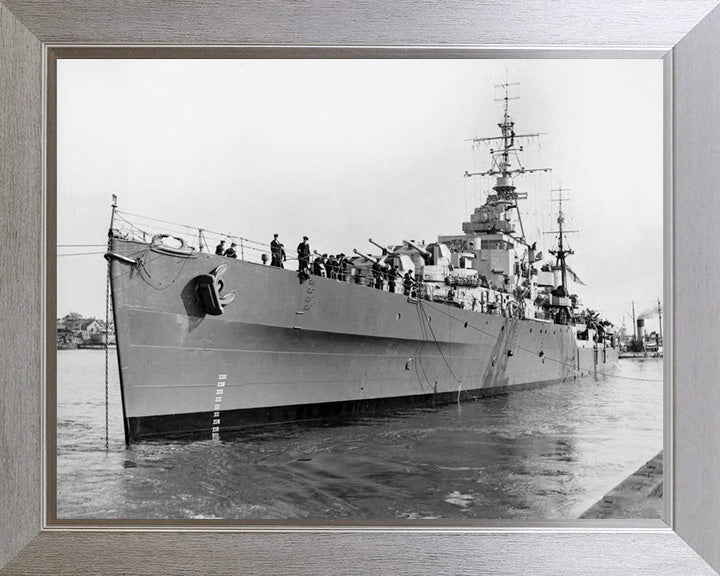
[106,83,618,443]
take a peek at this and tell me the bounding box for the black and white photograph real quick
[57,58,663,520]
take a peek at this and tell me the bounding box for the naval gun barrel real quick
[403,239,431,257]
[368,238,390,255]
[352,249,388,268]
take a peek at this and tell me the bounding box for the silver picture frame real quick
[1,1,719,574]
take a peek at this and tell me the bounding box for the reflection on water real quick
[57,350,662,519]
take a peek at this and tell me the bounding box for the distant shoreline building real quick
[57,313,115,349]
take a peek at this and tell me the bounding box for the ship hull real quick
[109,237,618,442]
[126,378,569,440]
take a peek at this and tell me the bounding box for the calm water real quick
[57,350,662,520]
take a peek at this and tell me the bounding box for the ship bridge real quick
[439,229,518,292]
[461,176,520,236]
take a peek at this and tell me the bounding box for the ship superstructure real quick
[106,83,617,443]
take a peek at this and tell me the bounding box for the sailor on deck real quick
[270,234,286,268]
[338,254,348,282]
[325,254,337,280]
[297,236,311,281]
[388,265,398,293]
[403,271,414,296]
[312,254,324,276]
[224,243,238,259]
[320,254,328,277]
[372,262,383,290]
[215,240,225,255]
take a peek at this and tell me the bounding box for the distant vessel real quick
[106,82,618,443]
[619,300,663,358]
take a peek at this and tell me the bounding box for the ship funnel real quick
[636,318,645,341]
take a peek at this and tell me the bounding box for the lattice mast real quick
[546,186,578,295]
[464,78,550,242]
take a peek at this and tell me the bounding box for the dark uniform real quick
[338,254,348,282]
[224,243,238,259]
[403,271,414,296]
[388,266,398,293]
[270,236,285,268]
[312,256,324,276]
[297,237,311,280]
[326,255,336,279]
[215,241,225,255]
[372,263,383,290]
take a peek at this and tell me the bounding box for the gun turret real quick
[403,239,433,264]
[352,249,389,268]
[368,238,392,256]
[403,239,430,257]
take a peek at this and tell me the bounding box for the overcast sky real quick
[57,59,663,328]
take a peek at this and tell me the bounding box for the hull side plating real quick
[109,238,617,441]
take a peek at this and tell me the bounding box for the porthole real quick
[464,321,468,328]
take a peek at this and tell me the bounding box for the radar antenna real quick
[464,79,551,183]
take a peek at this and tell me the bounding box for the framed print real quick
[2,1,720,575]
[54,56,664,523]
